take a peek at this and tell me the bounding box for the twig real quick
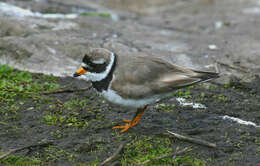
[41,86,92,95]
[139,154,172,166]
[171,146,180,164]
[171,147,190,164]
[0,142,53,160]
[138,146,190,166]
[0,149,16,160]
[165,130,216,148]
[99,142,126,166]
[110,161,121,166]
[214,63,220,74]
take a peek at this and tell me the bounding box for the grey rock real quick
[0,0,259,83]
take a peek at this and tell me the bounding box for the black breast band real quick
[91,54,117,92]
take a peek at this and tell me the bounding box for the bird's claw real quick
[112,123,131,133]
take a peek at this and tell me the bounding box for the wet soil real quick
[1,74,260,165]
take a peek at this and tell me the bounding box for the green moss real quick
[120,136,205,165]
[0,64,59,104]
[256,149,260,153]
[174,156,205,166]
[43,113,88,128]
[41,146,75,163]
[157,103,175,112]
[50,130,63,138]
[113,134,206,166]
[80,12,111,18]
[121,136,172,165]
[173,89,191,98]
[217,94,228,101]
[78,159,99,166]
[0,154,43,166]
[255,138,260,146]
[41,96,96,128]
[63,99,91,111]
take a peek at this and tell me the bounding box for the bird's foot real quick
[112,119,139,133]
[112,123,131,133]
[112,106,146,133]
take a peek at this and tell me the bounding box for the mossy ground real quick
[0,64,259,166]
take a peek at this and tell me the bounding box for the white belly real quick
[101,89,164,108]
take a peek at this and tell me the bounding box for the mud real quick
[1,74,259,165]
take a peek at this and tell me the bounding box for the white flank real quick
[85,52,115,82]
[222,115,260,128]
[176,97,206,109]
[102,89,159,108]
[0,2,78,19]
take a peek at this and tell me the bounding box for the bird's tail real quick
[192,70,220,83]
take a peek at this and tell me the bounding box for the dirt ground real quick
[0,69,260,165]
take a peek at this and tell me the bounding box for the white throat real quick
[85,52,115,82]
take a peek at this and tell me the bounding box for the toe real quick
[112,126,126,129]
[122,120,131,123]
[120,127,130,133]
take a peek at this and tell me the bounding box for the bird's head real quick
[73,48,115,82]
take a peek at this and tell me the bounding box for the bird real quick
[73,48,219,133]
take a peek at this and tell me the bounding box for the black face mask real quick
[83,54,107,73]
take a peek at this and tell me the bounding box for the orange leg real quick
[112,105,148,133]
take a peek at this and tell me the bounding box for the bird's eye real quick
[83,54,95,67]
[83,54,91,64]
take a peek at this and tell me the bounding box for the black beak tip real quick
[73,72,80,77]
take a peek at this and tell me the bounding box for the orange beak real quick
[73,67,87,77]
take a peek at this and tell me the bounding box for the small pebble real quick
[208,44,218,50]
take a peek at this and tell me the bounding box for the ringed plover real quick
[73,48,219,132]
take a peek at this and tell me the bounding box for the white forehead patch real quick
[81,62,87,67]
[81,62,92,69]
[93,58,105,64]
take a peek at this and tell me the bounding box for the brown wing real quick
[112,55,218,99]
